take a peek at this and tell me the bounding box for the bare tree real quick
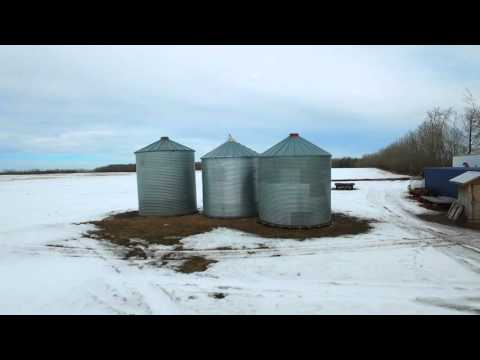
[357,107,463,175]
[447,110,468,158]
[463,88,480,154]
[354,90,477,175]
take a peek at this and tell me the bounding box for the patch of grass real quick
[210,292,227,299]
[84,211,373,246]
[82,211,374,274]
[417,213,480,231]
[177,256,217,274]
[257,244,270,249]
[214,246,234,251]
[124,247,148,259]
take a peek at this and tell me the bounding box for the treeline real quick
[2,162,204,175]
[356,91,480,176]
[93,164,136,172]
[332,157,360,168]
[94,162,203,171]
[0,169,88,175]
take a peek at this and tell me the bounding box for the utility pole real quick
[469,116,472,154]
[464,89,476,155]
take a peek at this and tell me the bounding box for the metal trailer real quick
[135,136,197,216]
[258,133,332,228]
[201,135,258,218]
[423,167,480,198]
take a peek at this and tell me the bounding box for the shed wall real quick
[473,183,480,222]
[456,181,480,222]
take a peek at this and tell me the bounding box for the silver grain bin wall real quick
[253,156,259,207]
[258,133,331,228]
[135,137,197,216]
[201,136,258,218]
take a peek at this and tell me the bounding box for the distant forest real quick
[0,162,201,175]
[338,90,480,175]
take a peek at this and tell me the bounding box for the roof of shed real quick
[201,135,258,159]
[449,171,480,185]
[135,137,194,153]
[261,133,331,157]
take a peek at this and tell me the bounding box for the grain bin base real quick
[201,212,258,220]
[139,210,199,217]
[257,218,332,230]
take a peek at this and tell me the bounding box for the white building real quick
[452,154,480,168]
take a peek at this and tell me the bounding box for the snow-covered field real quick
[1,168,480,314]
[331,167,409,180]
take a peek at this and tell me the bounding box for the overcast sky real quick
[1,45,479,170]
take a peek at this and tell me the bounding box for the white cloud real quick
[1,45,480,168]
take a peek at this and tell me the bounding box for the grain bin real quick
[201,135,258,218]
[135,136,197,216]
[258,133,331,228]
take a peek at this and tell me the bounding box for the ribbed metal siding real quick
[202,157,257,218]
[258,156,331,227]
[253,156,259,208]
[136,151,197,216]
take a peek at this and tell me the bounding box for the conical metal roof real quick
[201,136,258,159]
[135,136,194,153]
[261,133,331,157]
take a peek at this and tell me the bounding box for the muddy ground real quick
[85,211,373,247]
[406,194,480,231]
[417,212,480,231]
[83,211,373,274]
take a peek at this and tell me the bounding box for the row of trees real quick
[352,90,480,175]
[93,164,136,172]
[93,162,204,172]
[331,157,359,168]
[0,169,88,175]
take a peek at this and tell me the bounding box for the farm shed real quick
[201,135,258,218]
[450,171,480,223]
[135,137,197,216]
[423,167,480,198]
[452,154,480,168]
[258,133,332,228]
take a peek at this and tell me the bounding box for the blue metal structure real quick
[423,167,480,197]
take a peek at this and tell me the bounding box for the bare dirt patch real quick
[417,212,480,231]
[82,211,373,274]
[84,211,373,246]
[178,256,218,274]
[210,292,227,299]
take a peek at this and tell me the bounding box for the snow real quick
[450,171,480,185]
[409,178,425,189]
[1,169,480,314]
[331,168,407,180]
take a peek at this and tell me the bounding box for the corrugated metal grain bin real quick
[423,167,480,198]
[258,133,332,228]
[135,136,197,216]
[201,135,258,218]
